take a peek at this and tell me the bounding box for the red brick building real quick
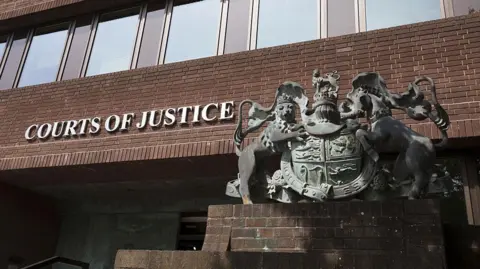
[0,0,479,268]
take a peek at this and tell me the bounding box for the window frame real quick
[59,15,96,81]
[13,29,34,88]
[0,33,13,78]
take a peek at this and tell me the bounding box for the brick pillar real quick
[202,205,233,251]
[202,200,447,268]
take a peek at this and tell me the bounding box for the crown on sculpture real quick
[312,69,340,106]
[276,92,295,104]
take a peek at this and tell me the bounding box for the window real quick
[366,0,441,31]
[0,31,29,90]
[0,0,461,90]
[164,0,222,64]
[62,17,93,80]
[176,212,207,251]
[453,0,480,16]
[18,25,69,87]
[137,2,166,68]
[376,157,468,224]
[256,0,318,49]
[224,0,251,54]
[327,0,356,37]
[86,8,141,76]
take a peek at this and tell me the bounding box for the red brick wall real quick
[0,183,60,269]
[0,0,82,20]
[0,0,144,32]
[1,12,480,170]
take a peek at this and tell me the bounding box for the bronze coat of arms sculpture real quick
[226,70,452,204]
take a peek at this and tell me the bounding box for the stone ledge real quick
[207,199,440,219]
[114,250,446,269]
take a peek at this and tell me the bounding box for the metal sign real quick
[25,101,235,141]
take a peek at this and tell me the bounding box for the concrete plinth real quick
[115,200,447,269]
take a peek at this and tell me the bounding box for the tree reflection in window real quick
[359,157,467,224]
[86,8,140,76]
[19,25,69,87]
[364,158,463,197]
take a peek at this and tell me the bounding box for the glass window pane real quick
[433,158,468,225]
[0,35,8,63]
[453,0,480,16]
[0,31,28,90]
[62,17,93,80]
[86,8,140,77]
[224,0,251,54]
[165,0,222,64]
[137,2,166,68]
[18,25,69,87]
[366,0,441,31]
[257,0,318,49]
[0,43,5,60]
[328,0,356,37]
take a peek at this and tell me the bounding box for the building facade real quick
[0,0,480,268]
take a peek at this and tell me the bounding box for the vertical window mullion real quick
[0,33,14,77]
[155,3,169,65]
[224,0,253,54]
[320,0,327,38]
[13,29,34,88]
[354,0,360,32]
[250,0,259,49]
[246,0,254,50]
[217,0,229,55]
[57,21,76,81]
[358,0,366,32]
[131,3,148,69]
[440,0,446,17]
[81,14,99,77]
[159,0,173,65]
[442,0,454,18]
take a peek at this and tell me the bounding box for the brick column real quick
[202,200,446,268]
[202,205,233,251]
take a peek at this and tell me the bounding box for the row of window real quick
[0,0,473,90]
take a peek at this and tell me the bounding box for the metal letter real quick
[219,101,235,120]
[78,119,89,135]
[202,103,219,122]
[178,106,192,125]
[120,113,135,131]
[137,111,149,129]
[52,121,65,138]
[149,110,164,128]
[192,105,201,123]
[89,117,101,134]
[25,124,38,140]
[164,108,176,126]
[37,123,53,140]
[63,120,79,137]
[105,115,121,132]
